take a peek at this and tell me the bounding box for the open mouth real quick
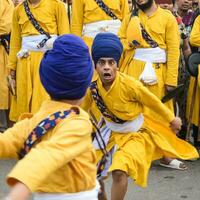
[103,72,112,80]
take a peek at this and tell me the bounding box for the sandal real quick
[159,159,188,170]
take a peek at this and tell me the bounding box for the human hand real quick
[5,182,31,200]
[7,69,16,96]
[170,117,182,134]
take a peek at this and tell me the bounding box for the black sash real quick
[90,81,126,124]
[130,6,158,48]
[23,0,51,48]
[94,0,118,20]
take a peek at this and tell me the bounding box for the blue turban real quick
[91,33,123,66]
[40,34,93,100]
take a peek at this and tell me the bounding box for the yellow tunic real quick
[71,0,129,47]
[82,72,198,187]
[0,0,14,109]
[186,15,200,126]
[0,100,96,193]
[118,7,180,120]
[8,0,70,121]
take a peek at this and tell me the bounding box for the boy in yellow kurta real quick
[82,33,198,200]
[1,35,98,200]
[0,0,14,132]
[187,14,200,150]
[71,0,129,48]
[8,0,70,122]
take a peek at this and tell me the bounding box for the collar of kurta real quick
[138,6,161,19]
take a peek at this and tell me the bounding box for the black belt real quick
[0,34,10,54]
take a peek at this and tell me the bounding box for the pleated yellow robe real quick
[118,7,180,121]
[8,0,70,121]
[186,15,200,126]
[0,0,14,109]
[82,72,199,187]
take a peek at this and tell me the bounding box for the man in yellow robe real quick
[82,33,198,200]
[1,35,98,200]
[187,14,200,151]
[118,0,182,169]
[8,0,70,122]
[71,0,129,48]
[0,0,14,132]
[119,0,180,116]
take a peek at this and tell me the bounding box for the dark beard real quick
[136,0,154,11]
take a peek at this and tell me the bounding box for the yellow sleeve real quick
[7,117,93,192]
[129,78,175,123]
[7,9,21,70]
[0,0,14,34]
[118,14,132,51]
[0,120,28,158]
[120,0,129,19]
[165,14,180,86]
[80,88,93,112]
[190,16,200,47]
[55,0,70,34]
[71,0,84,36]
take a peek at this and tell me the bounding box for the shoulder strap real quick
[23,0,51,48]
[90,81,126,124]
[94,0,118,20]
[18,107,79,159]
[140,23,158,48]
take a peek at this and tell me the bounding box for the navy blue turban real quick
[91,33,123,66]
[40,34,93,100]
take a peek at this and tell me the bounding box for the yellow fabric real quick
[190,15,200,47]
[0,100,96,193]
[0,0,14,109]
[71,0,129,47]
[186,15,200,126]
[8,0,70,121]
[118,7,180,121]
[82,72,198,187]
[109,115,199,187]
[82,72,175,123]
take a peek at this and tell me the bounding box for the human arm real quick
[56,1,70,35]
[190,15,200,47]
[0,120,28,158]
[7,9,21,70]
[5,182,31,200]
[165,14,180,87]
[71,0,84,36]
[6,117,93,192]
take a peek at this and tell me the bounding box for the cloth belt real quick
[133,47,166,85]
[34,181,100,200]
[82,19,121,38]
[105,113,144,133]
[17,34,57,58]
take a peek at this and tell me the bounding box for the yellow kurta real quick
[71,0,129,47]
[82,72,198,187]
[8,0,70,121]
[187,15,200,126]
[118,7,180,121]
[0,0,14,109]
[0,100,96,193]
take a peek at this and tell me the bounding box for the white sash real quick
[17,35,57,58]
[34,181,99,200]
[105,114,144,133]
[134,47,166,85]
[82,19,121,38]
